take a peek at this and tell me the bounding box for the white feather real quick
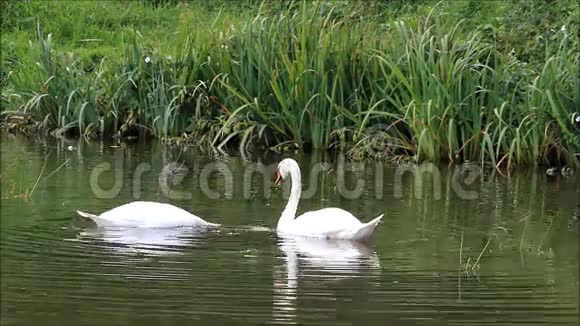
[77,201,219,228]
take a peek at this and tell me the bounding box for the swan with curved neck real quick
[77,201,219,228]
[274,158,383,241]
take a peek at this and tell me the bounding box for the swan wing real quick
[285,208,382,240]
[290,208,363,238]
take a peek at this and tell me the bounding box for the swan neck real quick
[279,166,301,227]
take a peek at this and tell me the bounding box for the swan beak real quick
[274,171,282,186]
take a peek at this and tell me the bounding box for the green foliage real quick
[1,0,578,167]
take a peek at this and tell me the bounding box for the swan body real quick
[280,208,383,240]
[274,158,383,241]
[77,201,219,228]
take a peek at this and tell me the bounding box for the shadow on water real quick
[1,135,578,325]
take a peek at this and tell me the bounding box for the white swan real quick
[274,158,383,241]
[76,201,219,228]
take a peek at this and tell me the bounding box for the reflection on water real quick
[273,237,381,324]
[71,226,218,282]
[278,236,380,274]
[76,226,212,256]
[1,135,578,325]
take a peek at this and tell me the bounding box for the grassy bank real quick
[1,0,579,168]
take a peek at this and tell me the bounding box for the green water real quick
[1,135,578,325]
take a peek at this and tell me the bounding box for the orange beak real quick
[274,170,282,186]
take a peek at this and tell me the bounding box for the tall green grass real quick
[368,18,579,168]
[1,1,578,167]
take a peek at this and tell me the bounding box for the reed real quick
[1,0,578,167]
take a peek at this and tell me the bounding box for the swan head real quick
[274,158,299,186]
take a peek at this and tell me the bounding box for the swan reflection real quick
[74,227,214,281]
[78,226,210,256]
[272,236,381,324]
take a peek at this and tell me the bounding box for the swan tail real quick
[205,221,221,228]
[353,214,383,241]
[76,210,99,222]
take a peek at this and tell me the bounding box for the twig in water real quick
[459,230,464,266]
[27,155,70,199]
[458,230,463,302]
[27,154,50,197]
[519,212,531,253]
[40,159,70,183]
[472,237,493,271]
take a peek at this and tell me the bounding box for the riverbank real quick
[1,0,578,167]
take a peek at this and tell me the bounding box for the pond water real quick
[1,134,578,325]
